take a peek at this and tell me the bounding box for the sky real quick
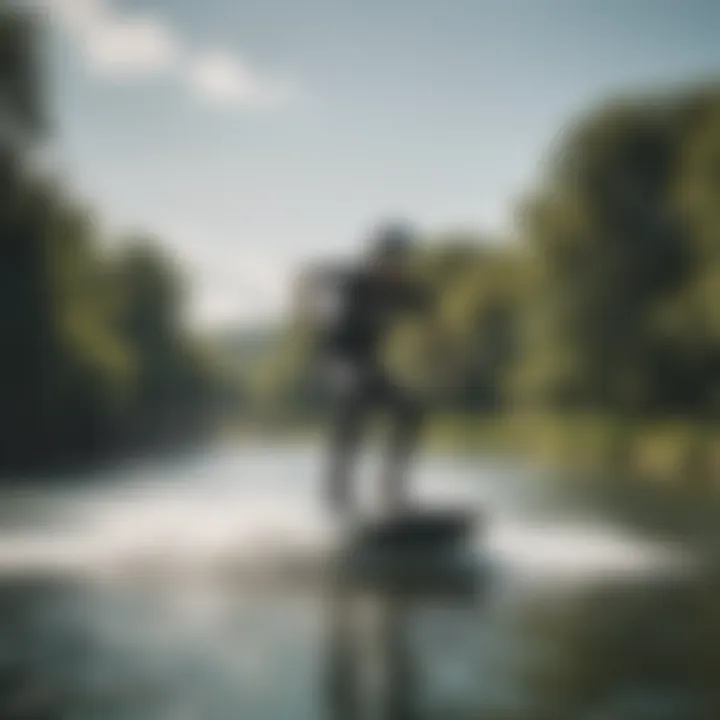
[43,0,720,328]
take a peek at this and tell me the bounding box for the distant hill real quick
[213,325,283,371]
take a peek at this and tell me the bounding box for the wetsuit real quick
[310,265,430,514]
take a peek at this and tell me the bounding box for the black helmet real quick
[368,220,416,263]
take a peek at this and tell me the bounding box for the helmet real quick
[367,220,417,264]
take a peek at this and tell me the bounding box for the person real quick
[298,221,432,516]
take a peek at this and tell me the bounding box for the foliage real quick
[4,3,719,486]
[0,6,224,476]
[518,87,720,416]
[233,83,720,487]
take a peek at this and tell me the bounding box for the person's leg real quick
[376,375,424,513]
[326,361,368,515]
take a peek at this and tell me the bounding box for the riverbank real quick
[225,412,720,550]
[428,413,720,556]
[429,414,717,480]
[227,413,719,484]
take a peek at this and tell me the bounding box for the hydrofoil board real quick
[335,507,484,592]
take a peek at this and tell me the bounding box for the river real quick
[0,443,715,720]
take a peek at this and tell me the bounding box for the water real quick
[0,444,715,720]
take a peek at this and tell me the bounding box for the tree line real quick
[0,7,228,476]
[4,4,719,482]
[241,84,720,482]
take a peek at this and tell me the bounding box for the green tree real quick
[518,87,720,417]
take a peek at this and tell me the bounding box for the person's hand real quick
[325,359,362,396]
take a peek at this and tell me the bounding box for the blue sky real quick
[46,0,720,327]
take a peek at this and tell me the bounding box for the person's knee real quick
[331,405,364,448]
[395,395,424,434]
[332,422,358,451]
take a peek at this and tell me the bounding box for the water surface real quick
[0,444,714,720]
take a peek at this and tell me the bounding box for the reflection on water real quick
[0,445,715,719]
[325,582,488,719]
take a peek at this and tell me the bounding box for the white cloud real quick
[186,51,258,104]
[48,0,178,78]
[45,0,102,33]
[80,16,178,77]
[46,0,300,109]
[186,50,297,109]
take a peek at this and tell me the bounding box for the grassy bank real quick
[431,413,718,485]
[224,412,719,488]
[222,412,720,552]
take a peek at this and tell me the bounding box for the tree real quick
[518,87,720,417]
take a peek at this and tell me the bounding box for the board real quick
[350,508,478,553]
[335,507,484,594]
